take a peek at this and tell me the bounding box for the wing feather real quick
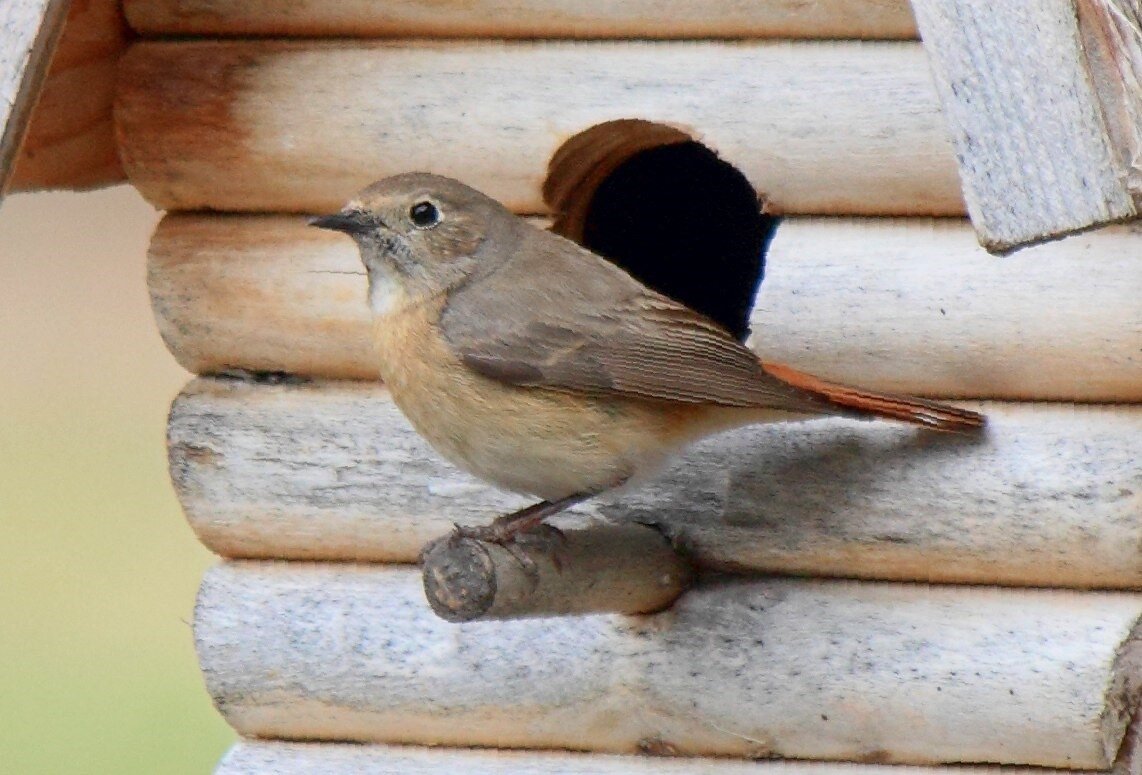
[441,225,828,413]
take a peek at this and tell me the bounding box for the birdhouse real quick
[6,1,1142,773]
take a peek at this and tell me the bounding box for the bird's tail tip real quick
[761,361,986,433]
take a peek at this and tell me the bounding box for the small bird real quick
[313,173,984,542]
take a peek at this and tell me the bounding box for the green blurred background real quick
[0,187,235,773]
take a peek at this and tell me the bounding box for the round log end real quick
[421,534,498,622]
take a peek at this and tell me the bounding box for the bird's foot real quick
[451,521,568,574]
[452,517,552,546]
[448,493,589,571]
[453,493,584,545]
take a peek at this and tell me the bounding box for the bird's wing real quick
[440,228,829,412]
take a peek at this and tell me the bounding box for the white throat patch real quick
[367,266,410,317]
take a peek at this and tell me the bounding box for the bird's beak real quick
[309,210,376,235]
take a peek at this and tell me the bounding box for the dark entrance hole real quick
[543,120,778,342]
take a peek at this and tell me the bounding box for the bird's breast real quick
[371,298,732,500]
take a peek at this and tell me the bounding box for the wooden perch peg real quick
[421,523,693,622]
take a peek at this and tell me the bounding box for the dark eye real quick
[409,200,441,229]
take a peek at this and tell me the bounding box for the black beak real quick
[309,211,376,235]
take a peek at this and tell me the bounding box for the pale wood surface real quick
[115,40,962,215]
[910,1,1142,252]
[217,740,1106,775]
[148,214,1142,401]
[123,0,918,39]
[9,0,126,191]
[0,0,68,195]
[1076,0,1142,210]
[421,525,693,622]
[170,378,1142,588]
[196,562,1142,767]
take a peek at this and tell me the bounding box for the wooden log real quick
[148,215,378,379]
[910,1,1142,253]
[217,740,1117,775]
[123,0,919,39]
[9,0,127,191]
[421,525,693,622]
[115,40,963,215]
[0,0,69,196]
[195,562,1142,766]
[170,378,1142,589]
[148,214,1142,401]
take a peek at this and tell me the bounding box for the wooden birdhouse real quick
[6,1,1142,773]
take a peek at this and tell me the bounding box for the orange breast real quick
[370,297,725,500]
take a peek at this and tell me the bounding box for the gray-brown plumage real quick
[314,172,984,538]
[441,224,831,413]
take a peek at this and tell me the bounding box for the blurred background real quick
[0,186,234,772]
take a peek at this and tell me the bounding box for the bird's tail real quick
[761,361,986,433]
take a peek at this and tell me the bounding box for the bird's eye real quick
[409,201,441,229]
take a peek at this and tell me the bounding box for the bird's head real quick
[312,173,510,314]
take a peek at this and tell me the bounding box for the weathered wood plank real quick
[196,563,1142,766]
[148,214,1142,401]
[115,40,962,215]
[123,0,919,39]
[1076,0,1142,209]
[217,740,1109,775]
[910,1,1142,252]
[0,0,69,195]
[171,378,1142,589]
[8,0,126,191]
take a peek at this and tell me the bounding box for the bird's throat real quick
[367,264,413,317]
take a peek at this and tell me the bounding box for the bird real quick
[312,172,985,542]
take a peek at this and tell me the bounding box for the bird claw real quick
[513,524,569,572]
[450,521,569,574]
[450,521,519,545]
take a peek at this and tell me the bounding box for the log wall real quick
[218,742,1142,775]
[171,378,1142,589]
[124,0,920,39]
[197,563,1142,766]
[148,215,1142,401]
[120,7,1142,773]
[115,41,961,215]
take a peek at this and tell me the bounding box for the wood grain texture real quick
[0,0,69,195]
[1075,0,1142,208]
[196,562,1142,766]
[9,0,127,191]
[217,740,1120,775]
[148,214,1142,401]
[115,40,962,215]
[910,1,1142,253]
[170,378,1142,588]
[149,215,378,379]
[421,525,693,622]
[123,0,919,39]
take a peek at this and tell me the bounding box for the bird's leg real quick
[456,492,593,545]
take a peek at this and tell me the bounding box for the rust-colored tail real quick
[761,361,986,433]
